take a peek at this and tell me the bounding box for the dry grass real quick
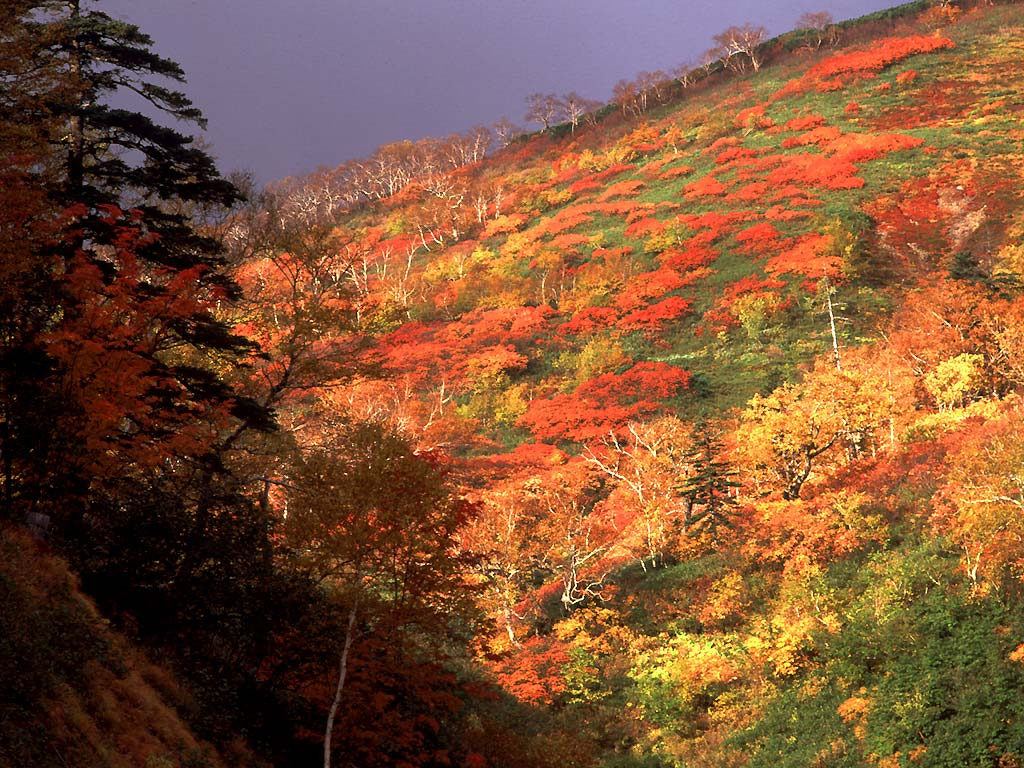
[0,524,260,768]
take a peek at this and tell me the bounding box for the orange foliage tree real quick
[585,417,695,569]
[284,422,477,768]
[935,402,1024,592]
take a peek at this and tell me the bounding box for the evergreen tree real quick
[30,0,239,248]
[4,0,253,366]
[680,423,741,544]
[1,5,301,750]
[949,249,987,284]
[0,0,273,523]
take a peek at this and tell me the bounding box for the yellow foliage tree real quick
[923,352,984,411]
[736,362,894,499]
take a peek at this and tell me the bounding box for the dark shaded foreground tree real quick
[1,9,530,761]
[0,1,306,758]
[0,0,270,530]
[283,421,481,768]
[33,0,239,239]
[0,25,60,525]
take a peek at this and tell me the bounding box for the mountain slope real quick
[316,3,1022,452]
[9,1,1024,766]
[241,2,1024,765]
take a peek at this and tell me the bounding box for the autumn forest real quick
[4,1,1024,766]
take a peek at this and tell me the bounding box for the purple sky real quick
[100,0,899,184]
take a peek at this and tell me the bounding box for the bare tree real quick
[469,179,506,222]
[699,47,722,76]
[612,78,641,117]
[636,69,672,107]
[713,23,768,72]
[322,160,367,208]
[527,466,617,611]
[492,116,521,147]
[673,61,697,90]
[465,124,493,162]
[282,127,490,209]
[796,11,837,48]
[585,419,694,570]
[562,91,601,131]
[525,92,563,131]
[354,140,419,199]
[441,125,492,169]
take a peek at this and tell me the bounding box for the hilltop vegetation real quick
[5,0,1024,766]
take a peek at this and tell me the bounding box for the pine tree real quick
[1,1,274,517]
[1,3,280,655]
[32,2,238,235]
[680,423,741,544]
[9,0,248,343]
[949,250,987,284]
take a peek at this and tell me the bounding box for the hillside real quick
[0,526,255,768]
[286,1,1023,451]
[6,0,1024,766]
[240,1,1024,765]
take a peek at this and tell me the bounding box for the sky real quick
[100,0,900,185]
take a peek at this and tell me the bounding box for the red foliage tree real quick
[519,363,691,443]
[45,208,246,481]
[619,297,693,335]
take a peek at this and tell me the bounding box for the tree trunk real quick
[66,0,84,198]
[825,280,841,372]
[503,606,520,647]
[324,600,358,768]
